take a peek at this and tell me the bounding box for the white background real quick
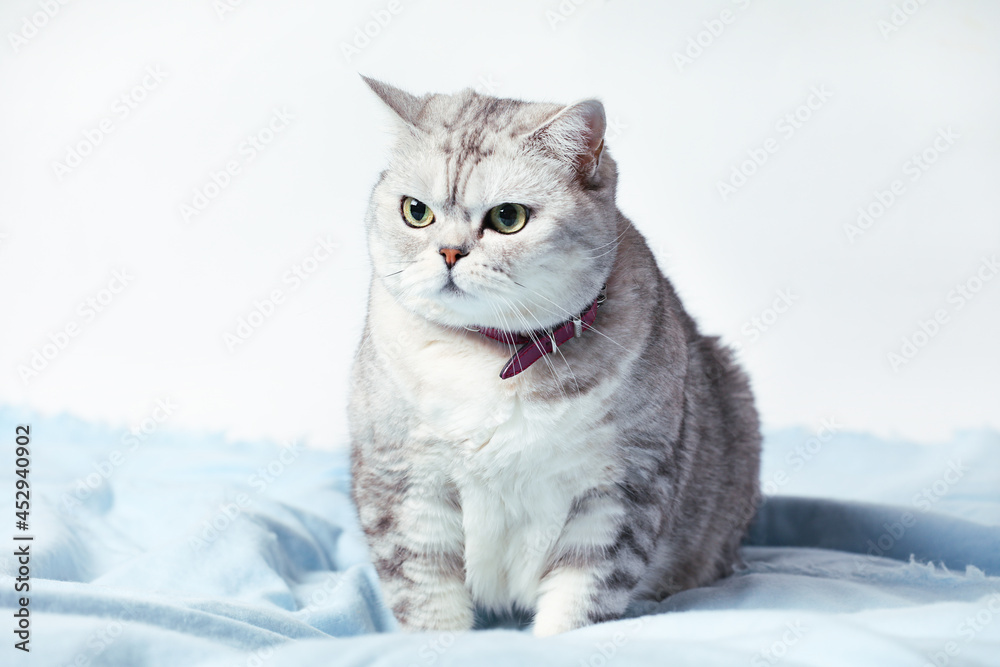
[1,0,997,449]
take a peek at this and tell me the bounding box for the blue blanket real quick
[1,406,998,666]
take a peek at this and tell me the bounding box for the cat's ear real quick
[528,100,607,181]
[361,75,426,128]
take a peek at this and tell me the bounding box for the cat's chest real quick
[461,400,617,607]
[408,337,616,496]
[403,331,614,461]
[403,335,619,606]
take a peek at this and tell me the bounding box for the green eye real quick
[402,197,435,227]
[488,203,528,234]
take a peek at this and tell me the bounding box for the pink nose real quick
[439,247,468,268]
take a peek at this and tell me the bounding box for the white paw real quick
[532,568,592,637]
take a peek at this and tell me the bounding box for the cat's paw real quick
[531,571,593,637]
[532,567,628,637]
[398,606,474,633]
[391,582,475,632]
[532,614,583,637]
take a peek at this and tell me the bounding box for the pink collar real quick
[471,285,607,379]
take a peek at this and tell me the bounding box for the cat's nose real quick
[439,247,468,268]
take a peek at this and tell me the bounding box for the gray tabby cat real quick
[349,77,761,636]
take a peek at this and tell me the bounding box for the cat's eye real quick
[401,197,435,228]
[487,203,528,234]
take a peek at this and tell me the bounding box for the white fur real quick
[532,568,594,637]
[370,284,625,617]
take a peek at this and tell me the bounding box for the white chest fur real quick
[451,395,617,610]
[376,303,619,610]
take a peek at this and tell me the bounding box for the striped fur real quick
[349,79,761,636]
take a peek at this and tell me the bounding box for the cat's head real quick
[363,77,619,333]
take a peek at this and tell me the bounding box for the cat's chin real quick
[390,275,573,334]
[413,296,569,336]
[440,278,466,298]
[410,295,494,331]
[396,290,495,332]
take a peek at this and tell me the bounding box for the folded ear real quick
[361,75,427,128]
[528,99,606,181]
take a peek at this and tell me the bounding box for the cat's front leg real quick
[356,470,473,632]
[532,490,653,637]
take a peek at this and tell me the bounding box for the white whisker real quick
[498,294,569,402]
[514,294,581,396]
[511,281,628,353]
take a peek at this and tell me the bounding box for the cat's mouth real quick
[441,274,465,296]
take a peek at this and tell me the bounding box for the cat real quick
[349,76,761,637]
